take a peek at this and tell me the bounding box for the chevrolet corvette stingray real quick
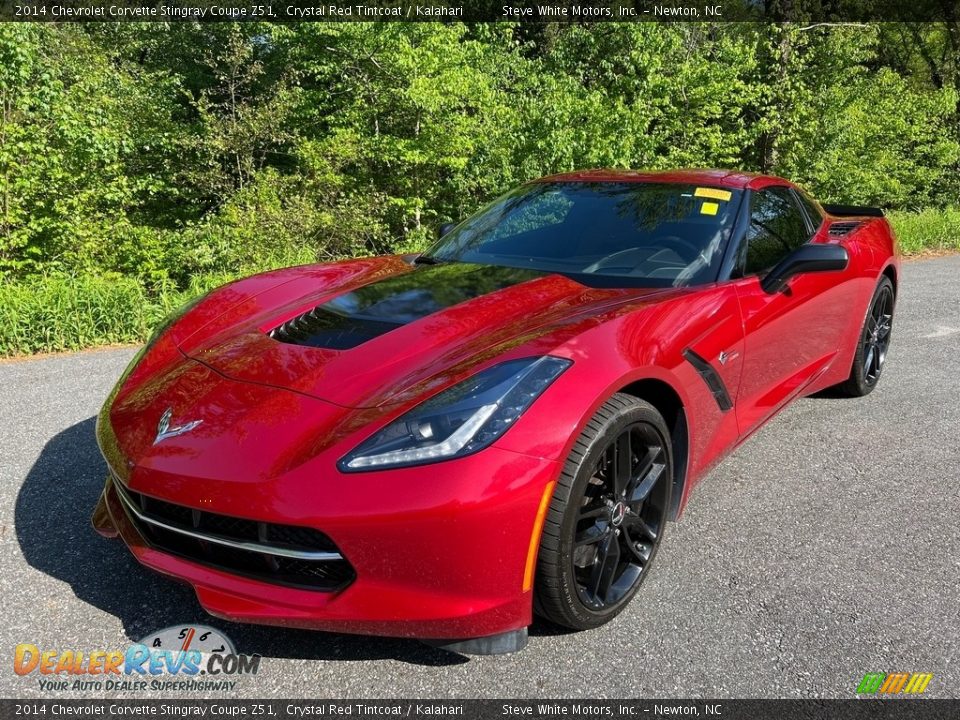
[92,169,898,654]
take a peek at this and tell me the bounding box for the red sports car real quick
[93,169,898,654]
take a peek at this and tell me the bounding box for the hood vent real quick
[828,221,862,237]
[267,263,543,351]
[270,306,329,343]
[268,305,399,350]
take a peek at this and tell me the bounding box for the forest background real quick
[1,20,958,354]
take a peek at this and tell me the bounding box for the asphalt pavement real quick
[1,255,958,699]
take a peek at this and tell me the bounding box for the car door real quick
[731,186,854,436]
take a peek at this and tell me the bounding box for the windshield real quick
[426,181,743,287]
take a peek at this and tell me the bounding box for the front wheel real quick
[835,276,895,397]
[534,394,672,630]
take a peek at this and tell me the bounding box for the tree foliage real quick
[0,21,957,285]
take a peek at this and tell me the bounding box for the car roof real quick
[533,168,792,190]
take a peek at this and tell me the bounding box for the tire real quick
[835,276,895,397]
[534,393,672,630]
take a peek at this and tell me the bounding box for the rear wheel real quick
[534,394,672,630]
[836,276,895,397]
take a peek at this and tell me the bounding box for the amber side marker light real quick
[523,481,557,592]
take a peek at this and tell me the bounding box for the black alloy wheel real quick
[534,394,672,630]
[837,276,895,397]
[863,282,894,385]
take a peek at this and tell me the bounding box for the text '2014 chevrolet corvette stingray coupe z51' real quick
[93,169,899,654]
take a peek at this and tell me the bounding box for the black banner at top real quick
[0,0,957,22]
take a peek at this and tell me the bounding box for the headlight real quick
[339,356,572,472]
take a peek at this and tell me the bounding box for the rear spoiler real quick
[821,203,885,218]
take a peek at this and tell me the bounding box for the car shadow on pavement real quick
[15,417,469,667]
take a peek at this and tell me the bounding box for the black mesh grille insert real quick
[265,524,337,550]
[116,482,354,591]
[141,495,195,527]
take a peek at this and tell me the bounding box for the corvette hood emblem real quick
[154,407,203,445]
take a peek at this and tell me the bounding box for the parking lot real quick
[2,255,958,699]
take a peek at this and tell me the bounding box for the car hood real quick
[175,257,672,409]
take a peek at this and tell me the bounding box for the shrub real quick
[888,207,960,255]
[0,273,227,356]
[3,206,958,358]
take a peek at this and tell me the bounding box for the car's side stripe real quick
[682,348,733,412]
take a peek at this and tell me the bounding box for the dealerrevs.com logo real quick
[14,625,260,693]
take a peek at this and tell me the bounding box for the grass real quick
[0,274,228,357]
[888,206,960,255]
[1,207,958,358]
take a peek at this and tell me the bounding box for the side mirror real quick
[761,243,849,294]
[438,222,456,238]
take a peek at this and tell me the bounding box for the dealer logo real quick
[141,624,234,655]
[14,624,260,693]
[856,672,933,695]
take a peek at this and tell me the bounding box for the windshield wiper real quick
[414,254,446,266]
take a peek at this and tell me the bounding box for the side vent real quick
[683,348,733,412]
[828,221,862,237]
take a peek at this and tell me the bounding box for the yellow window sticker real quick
[700,201,719,216]
[694,187,733,202]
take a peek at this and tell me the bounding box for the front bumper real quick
[93,442,561,641]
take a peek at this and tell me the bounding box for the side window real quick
[742,187,811,275]
[794,189,824,233]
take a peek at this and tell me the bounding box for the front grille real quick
[113,479,354,591]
